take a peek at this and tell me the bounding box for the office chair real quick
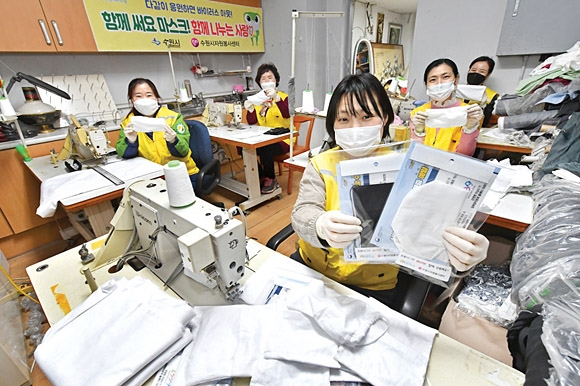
[266,224,432,321]
[272,115,316,194]
[186,120,221,197]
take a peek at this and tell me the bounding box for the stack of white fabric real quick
[35,277,195,386]
[168,281,437,386]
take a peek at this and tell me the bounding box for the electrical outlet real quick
[60,227,79,240]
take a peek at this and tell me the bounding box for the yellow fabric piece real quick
[121,107,198,175]
[298,147,399,291]
[411,101,470,153]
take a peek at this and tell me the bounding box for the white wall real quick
[408,0,543,101]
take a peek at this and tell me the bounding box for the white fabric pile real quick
[35,277,194,386]
[167,281,437,386]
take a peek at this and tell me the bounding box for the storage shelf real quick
[194,70,251,78]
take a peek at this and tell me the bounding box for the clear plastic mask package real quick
[337,142,500,287]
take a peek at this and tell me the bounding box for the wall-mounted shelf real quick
[194,54,253,79]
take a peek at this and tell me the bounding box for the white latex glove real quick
[315,210,362,249]
[411,111,428,135]
[124,124,137,144]
[464,104,483,133]
[442,226,489,272]
[244,100,255,113]
[164,124,177,143]
[264,88,280,102]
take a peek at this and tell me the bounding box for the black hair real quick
[469,56,496,75]
[255,63,281,88]
[423,58,459,84]
[127,78,161,100]
[325,73,394,143]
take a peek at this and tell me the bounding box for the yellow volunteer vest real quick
[122,107,199,175]
[298,147,399,291]
[252,91,295,145]
[411,101,471,153]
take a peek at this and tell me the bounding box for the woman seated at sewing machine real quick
[116,77,199,187]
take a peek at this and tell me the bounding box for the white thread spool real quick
[179,88,190,103]
[322,92,332,113]
[302,89,315,113]
[0,96,17,119]
[164,160,195,207]
[388,78,399,95]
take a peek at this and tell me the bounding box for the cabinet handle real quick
[512,0,521,17]
[38,19,52,45]
[51,21,64,46]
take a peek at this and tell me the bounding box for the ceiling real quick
[372,0,417,14]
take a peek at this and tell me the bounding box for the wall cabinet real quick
[0,0,97,52]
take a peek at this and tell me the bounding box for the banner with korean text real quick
[83,0,264,52]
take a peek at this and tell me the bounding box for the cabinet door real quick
[40,0,97,52]
[0,0,57,52]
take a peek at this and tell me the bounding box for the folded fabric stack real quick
[35,277,195,386]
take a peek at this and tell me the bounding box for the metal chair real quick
[186,120,220,197]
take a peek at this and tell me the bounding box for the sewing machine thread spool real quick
[302,89,315,113]
[164,160,195,207]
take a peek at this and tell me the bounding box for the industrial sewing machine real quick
[87,178,247,302]
[203,102,243,128]
[57,114,110,161]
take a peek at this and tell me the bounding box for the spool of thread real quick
[323,92,332,112]
[179,88,190,102]
[184,80,193,98]
[302,89,315,113]
[0,97,16,119]
[388,79,399,95]
[164,160,195,207]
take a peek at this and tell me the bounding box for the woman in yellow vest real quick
[410,58,484,156]
[244,63,291,194]
[116,78,199,187]
[291,73,489,310]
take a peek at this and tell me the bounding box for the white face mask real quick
[133,98,159,116]
[426,81,455,102]
[335,124,383,157]
[260,81,276,90]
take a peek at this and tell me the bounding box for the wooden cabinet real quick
[0,0,97,52]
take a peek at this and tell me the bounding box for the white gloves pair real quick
[315,211,488,272]
[124,123,176,144]
[411,104,483,135]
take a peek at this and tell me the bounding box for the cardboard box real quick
[439,299,513,366]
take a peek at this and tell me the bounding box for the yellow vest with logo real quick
[122,106,199,175]
[251,91,295,145]
[298,147,399,291]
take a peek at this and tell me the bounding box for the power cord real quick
[0,264,39,304]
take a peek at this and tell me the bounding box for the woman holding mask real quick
[116,78,199,187]
[291,73,489,310]
[244,63,291,194]
[410,58,484,156]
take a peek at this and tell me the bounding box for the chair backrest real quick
[186,119,213,168]
[293,115,316,151]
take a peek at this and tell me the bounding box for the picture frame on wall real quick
[388,23,402,45]
[376,13,385,43]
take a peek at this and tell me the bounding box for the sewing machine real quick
[88,178,246,301]
[204,102,243,128]
[57,115,110,161]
